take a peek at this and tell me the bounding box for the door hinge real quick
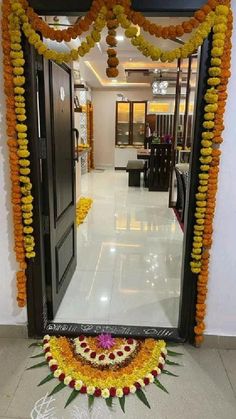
[42,214,50,235]
[39,137,47,159]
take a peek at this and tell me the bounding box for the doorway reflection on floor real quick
[54,169,183,327]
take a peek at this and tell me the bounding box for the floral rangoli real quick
[28,334,182,411]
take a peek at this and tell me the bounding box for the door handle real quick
[72,128,79,162]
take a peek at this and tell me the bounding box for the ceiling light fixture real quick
[116,35,124,42]
[152,71,169,96]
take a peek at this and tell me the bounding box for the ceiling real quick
[45,16,199,89]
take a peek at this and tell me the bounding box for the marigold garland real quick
[190,2,233,346]
[21,0,104,42]
[106,5,119,77]
[0,0,233,346]
[126,0,217,40]
[1,0,35,307]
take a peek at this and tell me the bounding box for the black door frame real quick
[25,0,208,343]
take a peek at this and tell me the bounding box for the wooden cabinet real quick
[116,102,131,145]
[116,101,147,146]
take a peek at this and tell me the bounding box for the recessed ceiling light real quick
[111,79,117,83]
[129,58,133,61]
[116,35,124,42]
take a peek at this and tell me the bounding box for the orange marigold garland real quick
[20,0,104,42]
[192,2,233,346]
[126,0,218,40]
[1,0,37,307]
[1,0,27,307]
[106,5,119,78]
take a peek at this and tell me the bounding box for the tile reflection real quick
[55,170,183,327]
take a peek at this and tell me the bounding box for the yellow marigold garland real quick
[1,0,34,307]
[17,3,107,64]
[115,7,215,63]
[20,0,105,42]
[191,2,233,346]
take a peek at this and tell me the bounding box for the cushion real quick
[126,160,145,171]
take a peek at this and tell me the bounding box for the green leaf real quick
[154,378,169,394]
[162,369,178,377]
[166,342,182,347]
[65,389,79,408]
[28,342,43,348]
[136,389,151,409]
[27,361,47,370]
[166,359,181,366]
[49,382,66,396]
[167,349,183,357]
[119,395,126,413]
[38,373,55,387]
[105,397,113,409]
[30,352,45,359]
[88,395,94,410]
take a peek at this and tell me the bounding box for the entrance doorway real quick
[37,61,77,318]
[25,1,210,343]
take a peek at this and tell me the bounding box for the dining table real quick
[137,148,151,160]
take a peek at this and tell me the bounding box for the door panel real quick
[38,60,76,318]
[51,63,74,220]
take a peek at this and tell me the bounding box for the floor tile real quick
[55,270,113,323]
[4,343,236,419]
[219,349,236,396]
[0,338,34,416]
[55,170,183,327]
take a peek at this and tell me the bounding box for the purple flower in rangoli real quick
[98,333,115,349]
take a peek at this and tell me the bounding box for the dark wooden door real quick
[38,60,76,318]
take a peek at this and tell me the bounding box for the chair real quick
[126,160,145,187]
[148,144,172,191]
[175,163,189,222]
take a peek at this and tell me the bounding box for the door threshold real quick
[44,322,185,343]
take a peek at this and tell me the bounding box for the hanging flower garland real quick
[114,6,215,63]
[13,1,108,64]
[126,0,218,40]
[1,0,35,307]
[106,5,119,78]
[21,0,105,42]
[192,3,233,346]
[1,0,233,346]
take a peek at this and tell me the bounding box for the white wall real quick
[205,2,236,337]
[0,1,27,325]
[92,88,154,168]
[92,88,195,168]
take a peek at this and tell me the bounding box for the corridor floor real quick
[55,170,183,327]
[0,338,236,419]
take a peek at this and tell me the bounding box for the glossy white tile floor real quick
[55,170,183,327]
